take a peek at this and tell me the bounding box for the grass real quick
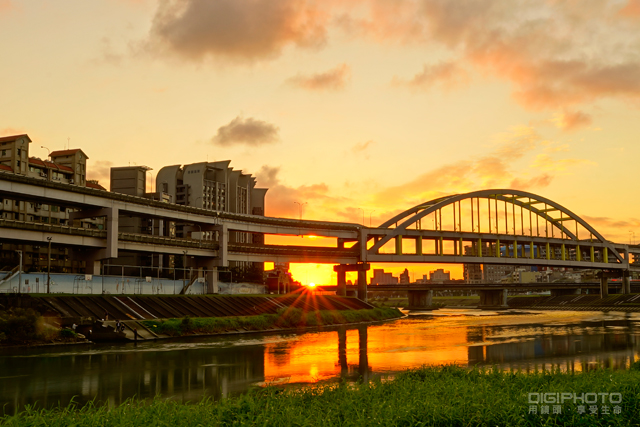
[141,307,402,336]
[3,365,640,426]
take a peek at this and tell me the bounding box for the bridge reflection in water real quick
[1,311,639,414]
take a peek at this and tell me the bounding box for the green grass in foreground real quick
[141,307,402,336]
[3,364,640,426]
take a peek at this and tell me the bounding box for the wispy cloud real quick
[393,61,468,91]
[87,160,114,187]
[373,126,560,206]
[255,165,346,218]
[212,117,279,147]
[552,110,593,132]
[286,64,350,91]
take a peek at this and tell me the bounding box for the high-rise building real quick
[370,269,399,285]
[429,268,450,283]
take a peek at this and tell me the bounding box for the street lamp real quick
[16,250,22,292]
[41,146,51,160]
[369,210,376,227]
[46,237,52,293]
[293,201,307,220]
[182,250,188,294]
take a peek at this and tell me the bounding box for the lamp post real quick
[182,250,188,294]
[41,146,51,160]
[293,201,307,220]
[16,250,22,292]
[195,224,202,247]
[46,237,52,293]
[369,210,376,227]
[294,201,307,237]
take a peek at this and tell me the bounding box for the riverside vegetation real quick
[0,308,80,345]
[142,307,402,336]
[2,364,640,426]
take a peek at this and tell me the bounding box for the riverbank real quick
[2,364,639,426]
[374,294,640,313]
[141,306,402,337]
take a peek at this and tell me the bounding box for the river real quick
[1,309,638,415]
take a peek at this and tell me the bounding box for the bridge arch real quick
[367,189,625,265]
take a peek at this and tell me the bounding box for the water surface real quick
[1,309,638,414]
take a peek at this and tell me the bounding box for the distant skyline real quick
[2,0,639,284]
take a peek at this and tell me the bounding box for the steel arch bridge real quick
[356,189,632,270]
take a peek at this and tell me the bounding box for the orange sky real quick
[2,0,640,284]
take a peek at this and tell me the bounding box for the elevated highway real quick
[1,173,638,300]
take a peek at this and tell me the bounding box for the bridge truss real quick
[359,189,632,270]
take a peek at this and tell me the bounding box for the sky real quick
[2,0,640,284]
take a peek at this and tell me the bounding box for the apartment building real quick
[0,134,106,273]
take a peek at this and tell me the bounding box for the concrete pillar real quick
[407,290,433,309]
[214,224,229,267]
[357,269,367,301]
[337,268,346,297]
[205,267,219,294]
[600,275,609,298]
[478,289,509,310]
[623,272,631,295]
[86,260,101,276]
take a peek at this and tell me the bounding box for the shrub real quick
[60,328,77,338]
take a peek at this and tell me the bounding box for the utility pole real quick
[47,237,52,293]
[16,250,22,292]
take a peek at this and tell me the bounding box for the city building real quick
[429,268,450,283]
[370,269,398,285]
[0,133,267,283]
[0,134,106,273]
[399,268,410,284]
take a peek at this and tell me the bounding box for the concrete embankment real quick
[0,294,376,342]
[508,294,640,311]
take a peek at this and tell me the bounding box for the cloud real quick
[212,117,279,147]
[373,126,554,205]
[93,37,124,66]
[145,0,329,63]
[87,160,114,186]
[0,0,13,14]
[416,0,640,109]
[580,214,640,242]
[618,0,640,18]
[0,127,25,136]
[552,110,593,131]
[393,61,468,90]
[256,165,340,217]
[350,140,375,159]
[509,174,553,190]
[286,64,351,91]
[531,154,595,172]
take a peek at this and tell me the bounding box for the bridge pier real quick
[623,271,631,295]
[336,269,347,297]
[478,289,509,310]
[357,269,367,302]
[333,263,370,300]
[406,290,434,310]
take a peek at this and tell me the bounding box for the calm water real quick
[1,309,639,414]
